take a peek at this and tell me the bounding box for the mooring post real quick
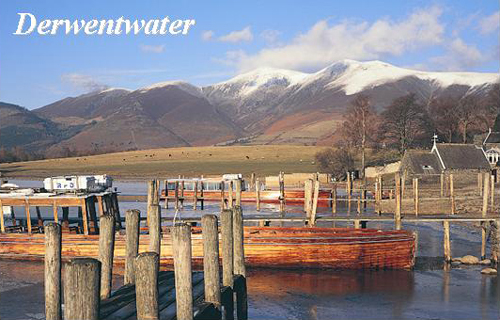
[279,171,285,212]
[200,180,205,210]
[193,181,198,210]
[175,181,180,210]
[233,206,246,277]
[63,258,101,320]
[228,181,234,209]
[494,219,500,268]
[255,179,261,211]
[357,195,361,214]
[172,223,193,320]
[332,186,337,214]
[98,214,115,299]
[201,215,221,308]
[482,173,490,259]
[235,179,242,207]
[124,209,140,285]
[304,179,312,216]
[309,180,320,226]
[443,220,451,263]
[220,181,226,210]
[164,180,169,209]
[135,252,159,320]
[395,173,402,230]
[180,180,185,208]
[413,178,419,216]
[449,174,455,215]
[221,209,234,319]
[148,204,161,256]
[45,223,61,320]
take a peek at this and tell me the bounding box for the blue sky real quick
[0,0,498,109]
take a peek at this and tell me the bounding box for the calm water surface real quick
[0,179,498,319]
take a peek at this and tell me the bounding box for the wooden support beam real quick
[80,199,90,235]
[309,180,320,226]
[235,179,242,207]
[220,181,225,210]
[98,215,115,299]
[125,209,140,285]
[443,221,451,263]
[25,199,32,234]
[135,252,159,320]
[193,181,198,210]
[164,180,169,209]
[171,223,193,320]
[63,258,101,320]
[255,179,260,212]
[228,181,234,209]
[233,206,246,277]
[45,223,62,320]
[221,209,234,289]
[201,214,221,309]
[148,205,161,256]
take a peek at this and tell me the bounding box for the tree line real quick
[316,83,500,180]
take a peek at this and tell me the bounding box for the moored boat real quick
[0,226,415,269]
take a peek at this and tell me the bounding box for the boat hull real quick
[0,227,415,269]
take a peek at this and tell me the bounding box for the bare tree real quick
[428,96,460,142]
[455,95,480,143]
[380,93,430,153]
[341,94,378,179]
[315,147,355,180]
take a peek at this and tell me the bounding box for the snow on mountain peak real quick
[214,67,310,96]
[139,80,203,98]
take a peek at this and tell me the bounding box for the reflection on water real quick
[0,179,498,319]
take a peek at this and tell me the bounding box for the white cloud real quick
[430,38,485,71]
[201,30,214,41]
[260,29,281,45]
[218,26,253,43]
[222,6,444,72]
[139,44,165,53]
[61,73,108,92]
[479,11,500,34]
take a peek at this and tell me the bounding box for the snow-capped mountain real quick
[7,60,498,153]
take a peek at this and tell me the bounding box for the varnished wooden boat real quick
[0,227,415,269]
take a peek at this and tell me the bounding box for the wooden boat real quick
[0,227,415,269]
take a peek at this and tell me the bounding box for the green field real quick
[0,145,328,179]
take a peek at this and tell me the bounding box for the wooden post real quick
[172,223,193,320]
[164,180,169,209]
[395,173,402,230]
[255,179,261,211]
[125,209,140,285]
[440,173,444,197]
[175,181,180,210]
[193,181,198,210]
[354,220,360,229]
[221,209,234,288]
[233,206,246,277]
[450,174,455,215]
[135,252,159,320]
[491,175,495,207]
[98,214,115,299]
[0,199,5,233]
[413,178,419,216]
[201,215,221,308]
[148,204,161,255]
[357,195,361,214]
[279,171,285,212]
[443,221,451,263]
[304,179,312,216]
[80,198,90,235]
[63,258,101,320]
[228,181,234,209]
[362,188,367,210]
[200,181,205,210]
[220,181,226,210]
[45,223,61,320]
[478,173,483,196]
[235,179,242,207]
[309,180,320,226]
[332,186,337,214]
[25,200,32,234]
[482,173,490,260]
[250,173,256,190]
[180,180,185,208]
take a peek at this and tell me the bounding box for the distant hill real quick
[2,60,498,154]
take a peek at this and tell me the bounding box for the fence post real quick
[135,252,159,320]
[45,223,61,320]
[201,214,221,308]
[172,223,193,320]
[98,214,115,299]
[395,173,402,230]
[63,258,101,320]
[125,209,140,285]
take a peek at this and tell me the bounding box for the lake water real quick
[0,179,498,319]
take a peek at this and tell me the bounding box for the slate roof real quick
[433,144,490,170]
[484,132,500,144]
[401,150,442,175]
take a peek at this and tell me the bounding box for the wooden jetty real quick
[43,211,248,320]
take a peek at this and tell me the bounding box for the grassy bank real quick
[0,145,328,179]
